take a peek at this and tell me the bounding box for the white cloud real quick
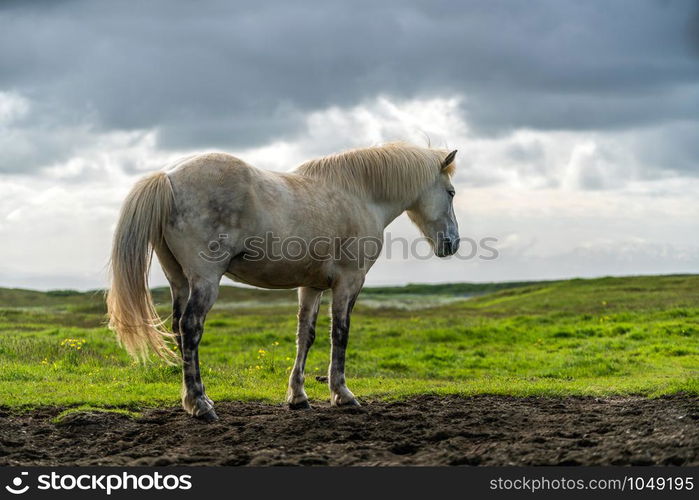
[1,96,697,290]
[0,92,29,124]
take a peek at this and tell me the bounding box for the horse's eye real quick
[447,190,455,198]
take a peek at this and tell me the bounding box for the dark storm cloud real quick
[1,0,698,173]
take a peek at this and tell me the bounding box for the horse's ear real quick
[442,150,457,170]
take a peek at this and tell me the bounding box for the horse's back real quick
[167,152,265,225]
[160,151,381,287]
[167,152,255,188]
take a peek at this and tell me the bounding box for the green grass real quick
[52,406,141,424]
[0,275,697,408]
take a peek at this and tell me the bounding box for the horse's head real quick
[407,150,460,258]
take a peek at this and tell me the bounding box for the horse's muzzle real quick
[436,236,459,257]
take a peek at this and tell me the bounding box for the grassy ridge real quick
[0,275,697,408]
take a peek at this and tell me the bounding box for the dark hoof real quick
[288,400,312,410]
[195,408,219,423]
[315,375,328,383]
[337,399,362,409]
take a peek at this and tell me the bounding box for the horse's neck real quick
[295,156,424,228]
[344,180,417,230]
[364,198,412,230]
[365,174,421,229]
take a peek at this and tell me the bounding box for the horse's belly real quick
[225,257,330,290]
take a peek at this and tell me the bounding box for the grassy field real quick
[0,275,697,409]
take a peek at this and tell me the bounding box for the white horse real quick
[107,142,459,421]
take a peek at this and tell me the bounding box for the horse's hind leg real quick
[287,287,323,409]
[154,244,188,354]
[329,275,364,407]
[180,277,220,421]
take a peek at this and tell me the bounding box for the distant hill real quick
[363,280,544,296]
[0,280,541,309]
[0,275,696,309]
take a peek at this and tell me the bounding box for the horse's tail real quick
[106,171,177,362]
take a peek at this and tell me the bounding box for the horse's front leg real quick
[287,287,323,409]
[180,279,219,421]
[329,277,363,407]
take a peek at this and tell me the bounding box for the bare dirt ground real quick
[0,395,696,466]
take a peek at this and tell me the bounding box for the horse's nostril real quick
[440,236,458,256]
[439,237,454,256]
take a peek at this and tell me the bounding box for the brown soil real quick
[0,395,696,466]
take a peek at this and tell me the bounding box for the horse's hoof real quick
[288,400,312,410]
[195,408,219,423]
[336,399,361,409]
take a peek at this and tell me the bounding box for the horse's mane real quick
[294,142,454,201]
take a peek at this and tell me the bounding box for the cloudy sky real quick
[1,0,698,290]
